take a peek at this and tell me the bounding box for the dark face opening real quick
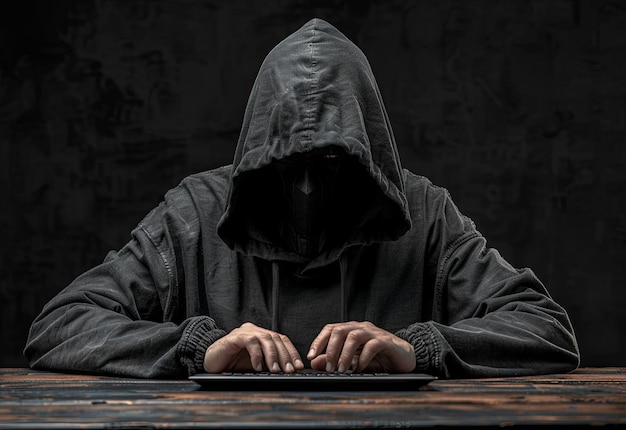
[229,145,385,259]
[274,147,346,258]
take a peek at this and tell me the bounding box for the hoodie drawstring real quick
[271,261,280,332]
[339,255,348,323]
[270,255,349,332]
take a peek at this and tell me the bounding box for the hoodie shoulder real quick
[404,169,477,239]
[404,170,442,200]
[138,166,231,244]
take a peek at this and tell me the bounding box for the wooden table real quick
[1,367,625,428]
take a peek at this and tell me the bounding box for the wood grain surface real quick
[1,367,625,428]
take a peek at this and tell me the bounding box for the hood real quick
[217,18,411,265]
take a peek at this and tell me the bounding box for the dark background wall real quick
[1,0,625,368]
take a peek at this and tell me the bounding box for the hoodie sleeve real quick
[24,193,227,378]
[396,185,580,378]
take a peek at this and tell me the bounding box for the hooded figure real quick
[25,19,579,378]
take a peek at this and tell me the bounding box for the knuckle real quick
[346,330,362,341]
[259,332,273,342]
[241,322,258,331]
[333,325,349,336]
[366,338,384,352]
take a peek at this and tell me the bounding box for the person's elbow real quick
[557,331,580,372]
[540,321,580,374]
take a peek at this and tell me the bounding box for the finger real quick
[241,324,304,373]
[350,354,359,372]
[324,325,353,372]
[256,331,303,373]
[310,354,328,371]
[279,334,305,371]
[272,334,298,373]
[243,337,265,372]
[307,324,336,360]
[337,329,370,373]
[255,332,281,372]
[205,334,252,373]
[203,339,227,373]
[355,338,385,372]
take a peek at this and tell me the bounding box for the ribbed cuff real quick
[177,316,226,375]
[395,322,440,374]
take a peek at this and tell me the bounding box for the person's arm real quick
[396,187,580,378]
[24,185,304,378]
[23,222,226,378]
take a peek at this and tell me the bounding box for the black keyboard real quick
[223,369,390,376]
[190,370,436,390]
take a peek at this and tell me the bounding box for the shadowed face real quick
[274,147,346,257]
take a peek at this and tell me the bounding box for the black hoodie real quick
[25,19,579,378]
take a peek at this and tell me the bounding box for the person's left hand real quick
[307,321,416,373]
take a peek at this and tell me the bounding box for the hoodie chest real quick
[276,270,343,359]
[237,259,344,359]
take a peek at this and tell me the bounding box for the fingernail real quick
[338,362,346,373]
[255,362,263,372]
[285,363,295,373]
[307,348,315,359]
[272,362,280,373]
[294,359,304,369]
[326,361,334,373]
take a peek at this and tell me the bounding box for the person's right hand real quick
[203,322,304,374]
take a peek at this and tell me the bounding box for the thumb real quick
[309,354,328,371]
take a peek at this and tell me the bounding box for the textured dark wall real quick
[1,0,625,368]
